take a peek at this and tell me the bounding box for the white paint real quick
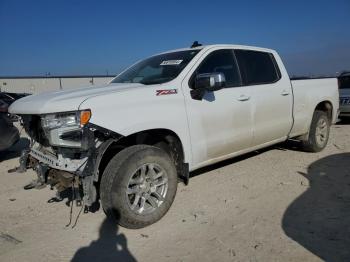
[8,44,340,171]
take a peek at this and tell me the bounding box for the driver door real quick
[182,48,253,168]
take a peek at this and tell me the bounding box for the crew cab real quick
[9,44,339,228]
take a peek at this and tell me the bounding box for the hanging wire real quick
[72,200,85,229]
[65,179,75,227]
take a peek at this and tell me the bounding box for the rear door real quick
[235,50,293,146]
[182,48,253,167]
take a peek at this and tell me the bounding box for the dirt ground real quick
[0,121,349,262]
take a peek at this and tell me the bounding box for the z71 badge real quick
[156,89,178,96]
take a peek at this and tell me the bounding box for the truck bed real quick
[289,78,339,138]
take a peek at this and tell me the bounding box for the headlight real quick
[41,110,91,130]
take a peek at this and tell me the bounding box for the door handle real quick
[237,95,250,101]
[281,90,290,96]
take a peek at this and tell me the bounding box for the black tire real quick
[302,110,330,152]
[100,145,177,229]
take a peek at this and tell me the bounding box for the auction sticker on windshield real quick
[160,60,183,66]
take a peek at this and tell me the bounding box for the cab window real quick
[235,50,281,85]
[190,49,241,88]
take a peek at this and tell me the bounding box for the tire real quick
[100,145,178,229]
[302,110,330,152]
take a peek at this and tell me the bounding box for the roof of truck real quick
[159,44,276,55]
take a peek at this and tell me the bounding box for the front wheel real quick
[100,145,178,229]
[301,110,330,152]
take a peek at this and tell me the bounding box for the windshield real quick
[111,50,200,85]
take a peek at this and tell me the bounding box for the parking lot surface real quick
[0,122,349,262]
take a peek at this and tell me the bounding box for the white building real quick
[0,75,114,94]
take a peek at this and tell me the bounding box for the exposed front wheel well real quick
[98,129,187,184]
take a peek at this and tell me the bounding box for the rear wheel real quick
[302,110,330,152]
[100,145,177,229]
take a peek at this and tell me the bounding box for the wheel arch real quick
[292,100,333,141]
[97,128,188,184]
[314,100,333,122]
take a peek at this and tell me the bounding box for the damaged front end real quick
[16,110,121,211]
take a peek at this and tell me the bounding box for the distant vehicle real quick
[0,92,29,122]
[9,44,339,228]
[338,72,350,118]
[0,92,29,106]
[0,92,28,151]
[0,100,19,151]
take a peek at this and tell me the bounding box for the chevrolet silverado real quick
[9,44,339,228]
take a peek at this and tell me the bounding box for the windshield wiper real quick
[140,77,173,85]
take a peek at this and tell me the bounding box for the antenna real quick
[191,41,202,48]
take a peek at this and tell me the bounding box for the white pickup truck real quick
[9,44,339,228]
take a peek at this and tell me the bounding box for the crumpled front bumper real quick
[15,122,121,208]
[29,143,88,173]
[16,127,98,207]
[18,144,97,208]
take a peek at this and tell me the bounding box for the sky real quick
[0,0,349,77]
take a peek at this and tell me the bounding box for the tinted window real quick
[235,50,280,85]
[112,50,200,85]
[339,75,350,89]
[191,49,241,88]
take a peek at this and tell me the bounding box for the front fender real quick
[79,85,193,166]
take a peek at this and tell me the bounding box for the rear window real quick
[235,50,281,85]
[339,75,350,89]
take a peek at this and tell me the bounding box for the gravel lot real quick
[0,121,349,262]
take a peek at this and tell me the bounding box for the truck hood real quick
[9,83,144,115]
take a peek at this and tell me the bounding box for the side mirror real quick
[195,72,226,91]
